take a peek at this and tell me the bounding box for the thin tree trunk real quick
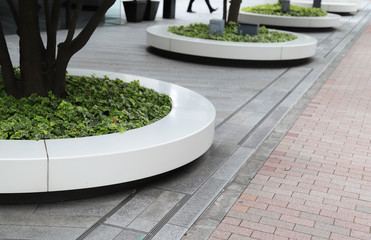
[43,0,63,91]
[227,0,242,23]
[18,0,47,97]
[0,21,18,97]
[223,0,227,22]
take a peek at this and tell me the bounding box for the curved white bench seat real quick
[0,69,216,193]
[238,12,341,28]
[291,0,359,13]
[146,25,317,61]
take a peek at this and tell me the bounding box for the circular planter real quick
[238,11,341,28]
[0,69,216,193]
[146,25,317,60]
[291,0,359,13]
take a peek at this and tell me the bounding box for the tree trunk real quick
[227,0,242,23]
[18,0,48,97]
[0,0,116,99]
[0,21,18,97]
[223,0,227,22]
[51,0,116,97]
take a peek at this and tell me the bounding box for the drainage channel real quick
[142,194,192,240]
[237,68,313,146]
[215,68,290,130]
[76,189,191,240]
[77,189,138,240]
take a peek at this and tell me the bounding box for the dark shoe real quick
[187,9,196,13]
[209,7,218,13]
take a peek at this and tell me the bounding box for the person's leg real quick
[205,0,217,13]
[187,0,195,12]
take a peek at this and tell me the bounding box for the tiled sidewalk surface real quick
[209,25,371,240]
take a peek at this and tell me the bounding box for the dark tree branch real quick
[51,0,62,32]
[223,0,227,21]
[0,21,18,96]
[52,0,115,97]
[6,0,19,26]
[44,0,51,30]
[66,0,84,43]
[45,0,62,68]
[69,0,115,55]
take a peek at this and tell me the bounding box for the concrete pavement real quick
[1,0,371,239]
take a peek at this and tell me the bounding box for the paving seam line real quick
[76,190,137,240]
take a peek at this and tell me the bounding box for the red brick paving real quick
[209,24,371,240]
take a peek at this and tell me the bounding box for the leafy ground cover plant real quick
[0,69,172,140]
[241,3,328,17]
[168,22,297,43]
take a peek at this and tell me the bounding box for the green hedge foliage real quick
[241,3,328,17]
[0,70,172,140]
[168,22,298,43]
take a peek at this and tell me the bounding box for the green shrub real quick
[0,69,172,140]
[241,3,328,17]
[168,22,297,43]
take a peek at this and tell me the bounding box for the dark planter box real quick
[281,0,290,13]
[144,1,160,21]
[123,1,147,23]
[163,0,176,19]
[238,22,259,36]
[313,0,322,8]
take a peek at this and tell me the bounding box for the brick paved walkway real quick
[209,24,371,240]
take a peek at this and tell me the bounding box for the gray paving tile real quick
[214,122,256,144]
[153,142,238,194]
[0,204,38,214]
[137,191,185,222]
[241,106,290,149]
[114,230,146,240]
[152,224,187,240]
[213,147,255,181]
[0,213,99,228]
[200,186,244,221]
[127,218,157,232]
[105,189,162,227]
[35,203,114,217]
[169,177,227,228]
[0,225,86,240]
[232,160,263,185]
[84,225,122,240]
[242,98,277,113]
[183,218,220,240]
[255,88,288,102]
[271,67,311,91]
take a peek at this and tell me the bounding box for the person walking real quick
[187,0,218,13]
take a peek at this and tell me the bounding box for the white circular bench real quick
[291,0,359,13]
[146,24,317,60]
[0,69,216,193]
[238,11,341,28]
